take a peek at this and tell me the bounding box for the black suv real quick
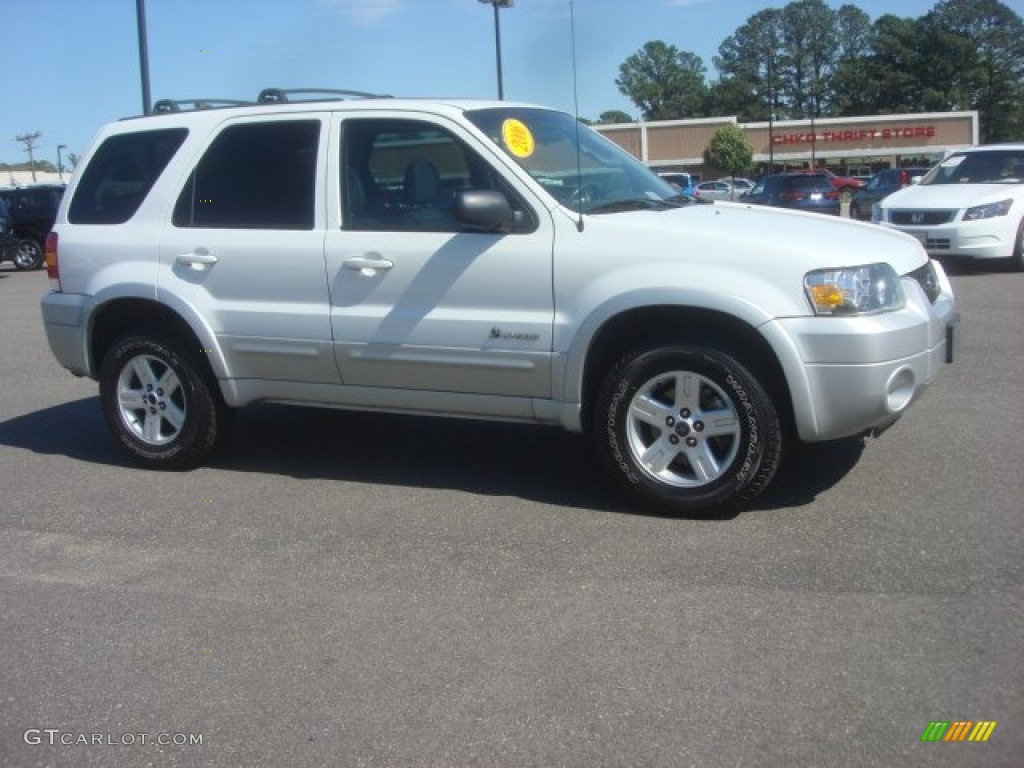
[0,185,65,270]
[738,173,840,215]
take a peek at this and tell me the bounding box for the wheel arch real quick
[578,305,795,438]
[89,298,225,385]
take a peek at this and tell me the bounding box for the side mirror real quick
[454,190,519,233]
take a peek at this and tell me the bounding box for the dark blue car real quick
[739,172,841,216]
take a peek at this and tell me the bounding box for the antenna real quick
[570,0,584,232]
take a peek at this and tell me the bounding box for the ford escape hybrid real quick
[40,89,958,514]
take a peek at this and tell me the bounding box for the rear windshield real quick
[69,128,188,224]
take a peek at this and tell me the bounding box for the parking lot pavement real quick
[1,263,1022,767]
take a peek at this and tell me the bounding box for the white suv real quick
[875,143,1024,271]
[41,89,958,514]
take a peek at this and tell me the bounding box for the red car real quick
[819,169,865,203]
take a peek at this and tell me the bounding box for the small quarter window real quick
[69,128,187,224]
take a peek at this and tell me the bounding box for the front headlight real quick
[963,199,1012,221]
[804,263,905,315]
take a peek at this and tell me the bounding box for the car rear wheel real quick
[12,238,43,270]
[595,345,783,515]
[99,331,232,469]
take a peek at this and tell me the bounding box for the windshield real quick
[920,149,1024,185]
[465,107,687,214]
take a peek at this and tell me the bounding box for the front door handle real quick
[343,255,394,275]
[176,250,218,271]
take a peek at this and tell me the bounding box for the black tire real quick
[594,345,783,515]
[1008,218,1024,272]
[99,331,232,469]
[12,238,44,270]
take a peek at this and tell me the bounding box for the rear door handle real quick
[176,250,218,271]
[344,255,394,274]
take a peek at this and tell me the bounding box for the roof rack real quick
[145,88,391,118]
[151,98,254,114]
[256,87,391,103]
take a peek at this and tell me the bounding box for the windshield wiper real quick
[586,198,683,215]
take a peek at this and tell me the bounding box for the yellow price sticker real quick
[502,119,535,158]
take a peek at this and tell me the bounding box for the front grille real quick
[890,210,956,226]
[907,261,941,303]
[925,237,951,250]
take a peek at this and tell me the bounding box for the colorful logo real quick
[921,721,997,742]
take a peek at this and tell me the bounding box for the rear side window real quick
[69,128,187,224]
[174,120,320,230]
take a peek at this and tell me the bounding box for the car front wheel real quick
[13,238,44,270]
[99,332,232,469]
[1010,218,1024,272]
[595,346,783,515]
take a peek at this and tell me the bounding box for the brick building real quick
[596,110,979,183]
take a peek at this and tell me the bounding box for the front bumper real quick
[880,216,1017,260]
[764,261,957,442]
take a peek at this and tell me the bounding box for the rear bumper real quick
[40,292,92,377]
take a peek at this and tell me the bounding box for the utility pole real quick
[15,132,42,183]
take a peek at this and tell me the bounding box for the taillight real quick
[899,170,908,186]
[824,190,839,200]
[45,232,61,291]
[779,192,805,201]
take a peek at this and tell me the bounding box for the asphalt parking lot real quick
[1,262,1021,767]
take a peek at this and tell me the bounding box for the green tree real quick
[713,8,783,121]
[703,124,753,184]
[930,0,1024,142]
[616,40,708,120]
[831,5,875,115]
[862,14,922,114]
[595,110,634,125]
[779,0,838,118]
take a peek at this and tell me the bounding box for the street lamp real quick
[57,144,67,181]
[478,0,514,100]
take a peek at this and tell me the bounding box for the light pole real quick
[136,0,152,114]
[478,0,514,100]
[57,144,67,181]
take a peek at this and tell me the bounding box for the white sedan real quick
[694,178,753,201]
[875,144,1024,271]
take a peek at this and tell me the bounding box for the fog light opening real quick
[885,367,916,413]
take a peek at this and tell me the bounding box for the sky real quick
[1,0,989,168]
